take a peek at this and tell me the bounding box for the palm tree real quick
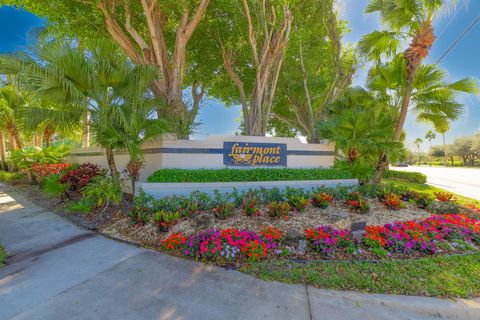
[434,121,449,166]
[425,130,436,166]
[360,0,477,183]
[318,87,403,182]
[0,84,29,150]
[1,40,168,182]
[414,137,423,165]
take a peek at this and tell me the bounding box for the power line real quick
[437,1,466,40]
[436,14,480,63]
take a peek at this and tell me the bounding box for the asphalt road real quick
[391,166,480,201]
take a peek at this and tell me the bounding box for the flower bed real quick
[162,214,480,263]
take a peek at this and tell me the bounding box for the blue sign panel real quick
[223,142,287,167]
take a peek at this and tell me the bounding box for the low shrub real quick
[241,194,260,216]
[434,192,455,202]
[147,168,353,183]
[0,171,22,182]
[384,170,427,184]
[287,195,309,212]
[60,163,101,192]
[32,163,72,179]
[66,197,97,214]
[153,210,180,232]
[383,193,405,210]
[127,207,151,226]
[311,192,333,209]
[412,192,434,209]
[347,192,370,213]
[213,202,234,219]
[0,245,6,267]
[40,174,67,197]
[81,175,122,207]
[266,201,291,220]
[10,145,71,171]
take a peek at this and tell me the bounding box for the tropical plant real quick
[311,192,333,209]
[241,194,260,216]
[1,40,169,184]
[318,87,403,181]
[425,130,436,166]
[60,163,101,193]
[10,145,71,170]
[434,121,449,166]
[347,192,370,213]
[360,0,478,182]
[81,175,123,208]
[153,210,180,232]
[0,84,28,150]
[414,138,423,165]
[40,174,67,197]
[266,201,291,220]
[212,202,234,219]
[6,0,211,138]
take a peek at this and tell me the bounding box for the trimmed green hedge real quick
[147,168,353,183]
[384,170,427,184]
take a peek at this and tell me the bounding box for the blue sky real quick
[1,2,479,150]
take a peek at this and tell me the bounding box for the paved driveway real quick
[391,166,480,201]
[0,183,479,320]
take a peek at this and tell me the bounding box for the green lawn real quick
[245,253,480,298]
[383,179,479,206]
[0,245,6,267]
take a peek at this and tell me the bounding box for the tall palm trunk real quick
[442,133,447,166]
[105,147,119,181]
[8,126,22,150]
[43,127,54,147]
[371,20,435,184]
[82,110,90,148]
[371,81,413,183]
[0,132,6,171]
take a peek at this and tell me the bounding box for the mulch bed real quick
[6,181,434,253]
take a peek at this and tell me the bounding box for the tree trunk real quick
[0,132,6,171]
[82,110,90,148]
[371,80,413,184]
[43,127,54,147]
[222,3,292,137]
[442,133,446,166]
[105,148,118,178]
[97,0,209,139]
[9,128,22,150]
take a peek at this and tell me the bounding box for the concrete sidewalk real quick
[0,184,479,320]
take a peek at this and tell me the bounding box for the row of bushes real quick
[384,170,427,184]
[147,168,353,183]
[162,214,480,263]
[131,183,452,232]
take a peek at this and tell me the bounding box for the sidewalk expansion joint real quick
[6,232,96,265]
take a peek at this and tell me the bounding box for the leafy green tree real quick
[452,135,478,166]
[272,0,356,142]
[214,0,292,136]
[3,0,210,138]
[360,0,477,182]
[425,129,436,166]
